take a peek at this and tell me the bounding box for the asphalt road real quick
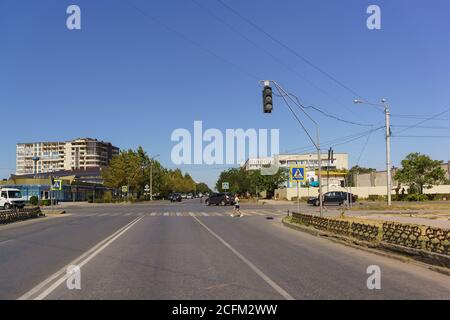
[0,199,449,300]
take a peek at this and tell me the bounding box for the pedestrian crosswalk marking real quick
[79,210,284,217]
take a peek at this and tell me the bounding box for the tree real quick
[102,147,208,199]
[195,182,211,194]
[215,167,287,198]
[394,153,446,194]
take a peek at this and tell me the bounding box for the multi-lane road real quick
[0,200,449,300]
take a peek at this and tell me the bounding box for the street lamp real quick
[149,154,160,201]
[261,80,324,217]
[353,98,392,206]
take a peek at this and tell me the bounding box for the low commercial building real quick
[16,138,119,175]
[0,168,107,202]
[244,153,349,187]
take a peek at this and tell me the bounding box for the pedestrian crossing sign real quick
[51,179,62,191]
[290,166,306,182]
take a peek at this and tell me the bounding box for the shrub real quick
[41,199,50,206]
[29,196,39,206]
[103,191,113,203]
[368,195,386,201]
[405,194,428,202]
[87,194,94,203]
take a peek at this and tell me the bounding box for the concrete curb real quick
[282,218,450,276]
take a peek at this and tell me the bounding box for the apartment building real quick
[16,138,119,175]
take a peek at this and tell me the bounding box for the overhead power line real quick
[124,0,260,81]
[191,0,362,118]
[215,0,366,100]
[273,91,374,127]
[393,108,450,135]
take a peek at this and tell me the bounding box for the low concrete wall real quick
[275,185,450,200]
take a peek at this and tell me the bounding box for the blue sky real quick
[1,0,449,188]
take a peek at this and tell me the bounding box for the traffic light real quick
[262,85,273,113]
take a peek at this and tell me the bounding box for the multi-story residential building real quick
[16,138,119,175]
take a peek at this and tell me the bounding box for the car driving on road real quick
[168,193,182,202]
[205,193,235,206]
[307,191,357,206]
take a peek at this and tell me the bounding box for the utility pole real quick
[149,154,160,201]
[354,99,392,206]
[383,99,392,206]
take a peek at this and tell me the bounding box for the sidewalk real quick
[321,209,450,229]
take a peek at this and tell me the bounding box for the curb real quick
[282,218,450,276]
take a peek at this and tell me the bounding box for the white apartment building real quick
[16,138,119,175]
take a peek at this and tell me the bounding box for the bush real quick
[405,194,428,202]
[367,195,386,201]
[41,199,50,206]
[103,191,113,203]
[29,196,39,206]
[87,194,94,203]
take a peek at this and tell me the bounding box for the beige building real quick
[16,138,119,175]
[244,153,349,171]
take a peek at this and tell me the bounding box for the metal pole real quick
[317,127,323,217]
[150,162,153,201]
[384,101,392,206]
[297,181,299,213]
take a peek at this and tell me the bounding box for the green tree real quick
[394,153,446,194]
[215,167,287,198]
[195,182,211,194]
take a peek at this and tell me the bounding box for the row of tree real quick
[102,147,211,199]
[215,167,287,197]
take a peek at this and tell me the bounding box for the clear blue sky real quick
[1,0,449,188]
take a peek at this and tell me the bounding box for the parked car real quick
[168,193,182,202]
[0,188,26,209]
[205,193,235,206]
[307,192,357,206]
[186,193,193,199]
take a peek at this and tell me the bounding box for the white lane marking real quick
[192,216,294,300]
[212,212,223,216]
[163,212,169,217]
[98,213,109,217]
[189,212,195,217]
[18,216,144,300]
[176,212,181,217]
[201,212,209,217]
[125,213,133,216]
[150,212,157,217]
[0,239,13,245]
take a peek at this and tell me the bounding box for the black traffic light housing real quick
[262,85,273,113]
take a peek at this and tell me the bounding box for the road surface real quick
[0,200,449,300]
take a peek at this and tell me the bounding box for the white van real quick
[0,188,26,209]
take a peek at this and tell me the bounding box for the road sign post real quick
[290,166,306,213]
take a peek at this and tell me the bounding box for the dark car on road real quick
[205,193,235,206]
[307,191,357,206]
[168,193,182,202]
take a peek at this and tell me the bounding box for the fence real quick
[290,212,449,255]
[0,207,43,224]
